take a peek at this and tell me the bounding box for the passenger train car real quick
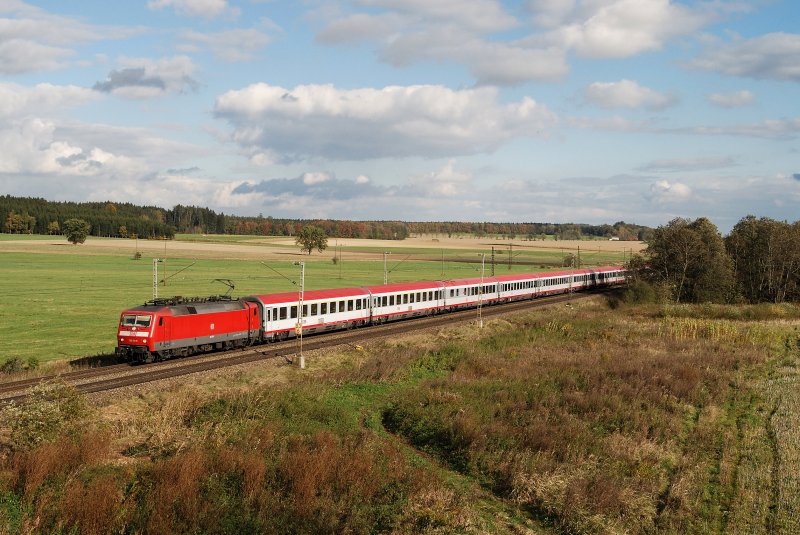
[117,266,625,363]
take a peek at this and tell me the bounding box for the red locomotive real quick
[116,296,260,363]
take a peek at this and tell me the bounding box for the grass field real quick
[0,234,634,364]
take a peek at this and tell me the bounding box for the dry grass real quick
[0,297,798,533]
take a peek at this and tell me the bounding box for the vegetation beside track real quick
[1,297,798,533]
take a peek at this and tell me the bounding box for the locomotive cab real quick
[116,311,156,361]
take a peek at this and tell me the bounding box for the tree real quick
[643,217,735,303]
[726,216,800,303]
[47,221,60,235]
[63,218,91,245]
[4,211,35,234]
[295,225,328,255]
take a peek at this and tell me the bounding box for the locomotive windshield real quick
[122,314,152,327]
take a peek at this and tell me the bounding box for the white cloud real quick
[179,26,273,62]
[0,1,138,74]
[318,9,565,84]
[549,0,713,58]
[584,79,676,110]
[93,56,199,99]
[409,160,473,197]
[214,83,558,161]
[302,171,331,185]
[707,90,755,108]
[649,179,691,203]
[0,82,98,119]
[356,0,518,33]
[691,33,800,81]
[316,13,400,43]
[317,0,725,85]
[147,0,239,19]
[0,81,208,200]
[379,29,569,84]
[0,118,147,177]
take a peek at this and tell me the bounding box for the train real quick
[116,265,626,363]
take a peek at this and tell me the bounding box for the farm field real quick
[0,234,638,364]
[0,297,798,533]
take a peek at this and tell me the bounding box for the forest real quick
[0,195,650,241]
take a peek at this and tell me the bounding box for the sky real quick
[1,0,798,232]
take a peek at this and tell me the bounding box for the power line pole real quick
[478,253,485,328]
[491,246,495,276]
[152,259,162,299]
[293,261,305,369]
[383,252,390,285]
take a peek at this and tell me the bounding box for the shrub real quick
[0,357,23,374]
[3,380,88,449]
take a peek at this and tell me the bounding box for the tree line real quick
[629,215,800,304]
[1,195,651,241]
[1,196,177,239]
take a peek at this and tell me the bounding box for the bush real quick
[0,357,23,374]
[3,380,88,449]
[624,280,658,304]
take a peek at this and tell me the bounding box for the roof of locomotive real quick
[121,296,251,317]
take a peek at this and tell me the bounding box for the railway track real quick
[0,290,610,404]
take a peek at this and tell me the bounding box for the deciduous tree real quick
[295,225,328,255]
[63,218,91,245]
[726,216,800,303]
[643,217,735,303]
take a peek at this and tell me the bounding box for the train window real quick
[159,317,164,326]
[311,303,318,315]
[356,299,362,310]
[409,293,414,303]
[348,300,354,311]
[321,303,327,315]
[290,306,297,319]
[280,307,288,320]
[403,294,408,304]
[302,305,308,316]
[389,295,394,306]
[417,292,422,302]
[382,296,387,306]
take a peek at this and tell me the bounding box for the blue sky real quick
[1,0,798,232]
